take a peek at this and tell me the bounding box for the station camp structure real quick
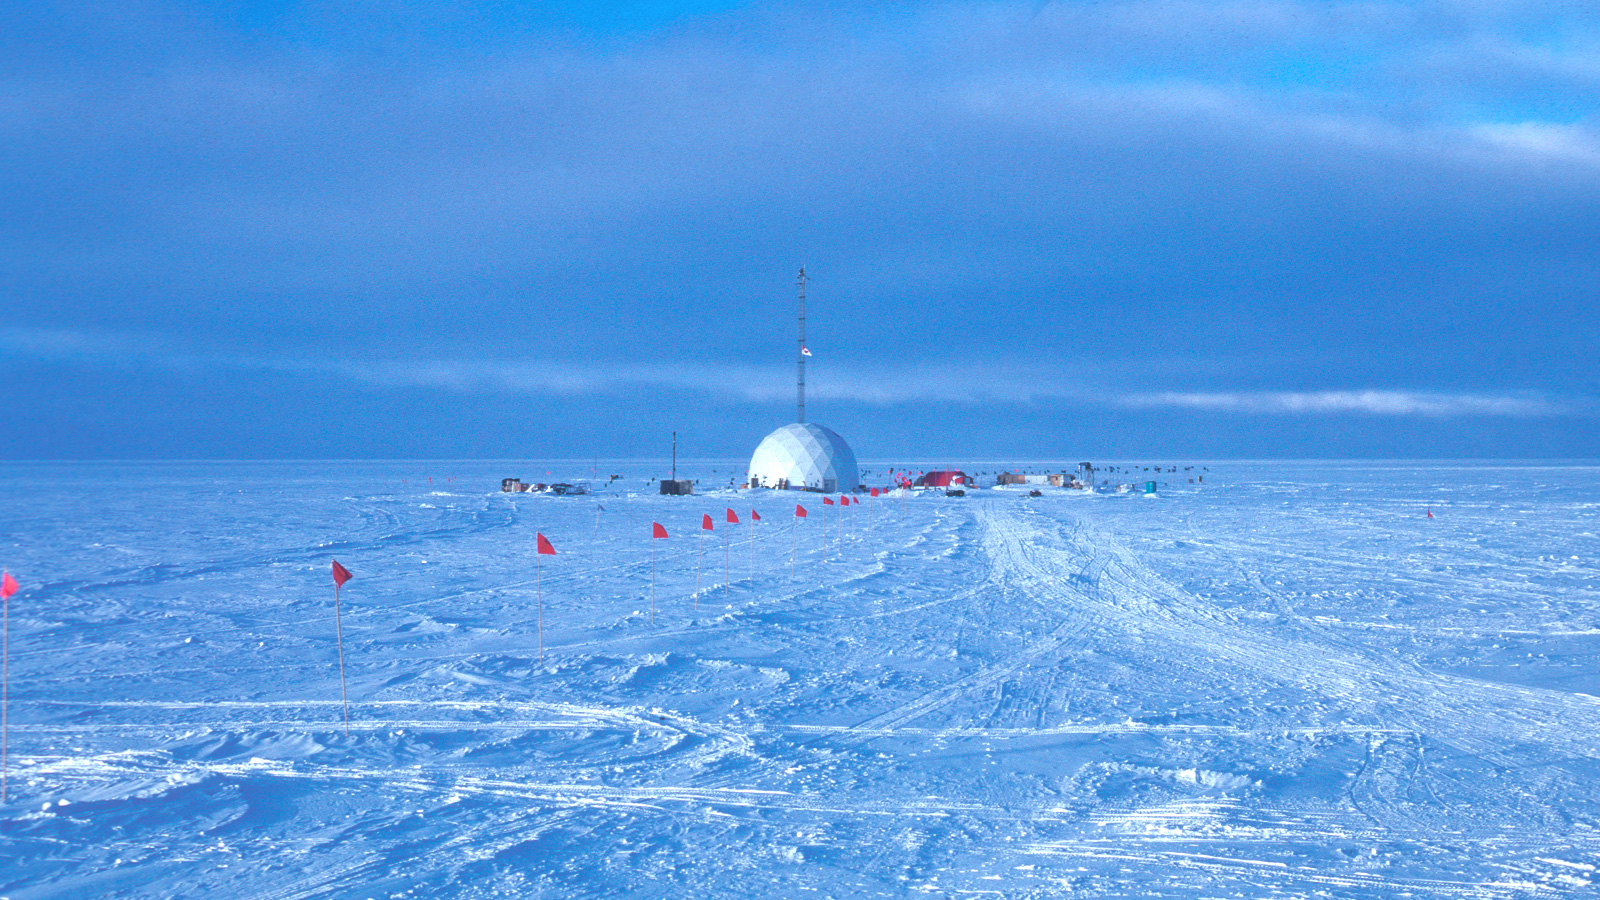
[747,269,860,494]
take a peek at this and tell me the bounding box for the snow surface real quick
[2,459,1599,898]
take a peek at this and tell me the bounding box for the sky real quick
[1,0,1596,461]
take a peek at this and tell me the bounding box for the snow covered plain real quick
[2,459,1598,898]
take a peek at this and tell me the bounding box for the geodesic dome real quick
[748,423,859,493]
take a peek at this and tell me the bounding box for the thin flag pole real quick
[724,525,730,600]
[536,533,556,661]
[650,522,667,625]
[330,562,353,737]
[2,589,6,803]
[749,514,755,585]
[791,514,797,579]
[2,571,12,802]
[335,581,350,735]
[696,528,704,611]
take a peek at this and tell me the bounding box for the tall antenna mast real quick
[797,267,807,424]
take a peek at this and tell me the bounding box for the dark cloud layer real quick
[2,1,1597,458]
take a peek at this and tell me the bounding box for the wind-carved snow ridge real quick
[2,460,1600,897]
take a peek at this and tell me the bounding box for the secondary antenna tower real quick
[797,268,806,424]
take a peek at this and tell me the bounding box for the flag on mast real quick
[697,514,713,608]
[535,534,555,662]
[792,505,807,577]
[329,561,353,735]
[2,570,15,801]
[650,523,667,624]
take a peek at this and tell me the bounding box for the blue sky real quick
[2,0,1596,460]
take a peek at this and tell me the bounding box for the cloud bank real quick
[3,328,1581,419]
[2,1,1597,456]
[1120,390,1578,418]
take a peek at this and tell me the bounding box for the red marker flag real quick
[1427,509,1434,519]
[795,504,808,518]
[702,514,714,531]
[1,569,12,798]
[871,488,880,497]
[751,510,761,522]
[653,522,669,539]
[329,560,354,734]
[823,496,834,506]
[537,533,556,555]
[726,508,740,524]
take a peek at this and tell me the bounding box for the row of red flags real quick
[324,490,891,582]
[0,492,896,759]
[322,494,880,580]
[638,494,878,539]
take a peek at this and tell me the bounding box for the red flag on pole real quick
[649,523,667,623]
[823,496,834,506]
[751,510,761,522]
[329,560,353,734]
[723,510,734,598]
[1,569,13,800]
[871,488,880,497]
[795,504,807,518]
[537,533,556,555]
[702,514,714,531]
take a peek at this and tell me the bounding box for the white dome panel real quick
[748,423,859,493]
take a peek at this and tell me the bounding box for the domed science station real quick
[747,270,860,493]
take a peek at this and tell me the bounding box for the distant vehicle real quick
[945,489,966,497]
[1028,489,1043,497]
